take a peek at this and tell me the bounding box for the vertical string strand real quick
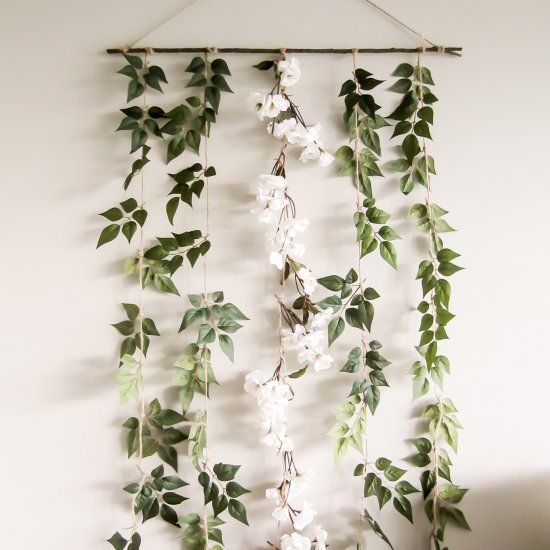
[352,48,370,549]
[417,49,442,550]
[201,49,210,549]
[131,51,148,536]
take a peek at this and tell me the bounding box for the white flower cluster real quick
[248,57,335,167]
[281,308,334,372]
[280,525,328,550]
[244,370,294,452]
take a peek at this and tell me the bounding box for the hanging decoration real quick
[99,51,250,550]
[319,53,417,549]
[386,56,469,549]
[100,1,466,548]
[244,55,333,550]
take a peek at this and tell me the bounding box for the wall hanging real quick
[99,1,466,549]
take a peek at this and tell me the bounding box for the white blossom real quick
[255,94,290,120]
[287,124,320,147]
[312,525,328,549]
[294,501,317,531]
[299,143,321,163]
[278,57,302,87]
[312,353,334,372]
[244,369,270,396]
[281,532,311,550]
[311,308,333,330]
[269,117,298,139]
[297,267,317,296]
[269,250,285,269]
[319,151,335,167]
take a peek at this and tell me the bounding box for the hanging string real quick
[363,0,441,49]
[122,0,201,50]
[114,0,455,55]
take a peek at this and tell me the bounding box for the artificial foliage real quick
[99,50,468,550]
[99,52,249,550]
[322,62,417,549]
[245,55,333,550]
[387,59,469,549]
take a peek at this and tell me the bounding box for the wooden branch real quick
[106,46,462,57]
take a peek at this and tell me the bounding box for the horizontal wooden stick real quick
[106,46,462,57]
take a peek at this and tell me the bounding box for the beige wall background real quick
[2,0,549,548]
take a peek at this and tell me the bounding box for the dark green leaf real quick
[97,224,120,248]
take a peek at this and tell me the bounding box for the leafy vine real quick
[245,55,332,550]
[323,57,416,549]
[388,58,469,549]
[100,52,248,550]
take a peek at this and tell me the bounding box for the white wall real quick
[2,0,549,548]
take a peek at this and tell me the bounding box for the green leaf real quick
[418,106,434,124]
[328,316,345,346]
[392,63,414,77]
[438,262,464,276]
[317,275,346,291]
[162,475,188,490]
[393,496,413,523]
[253,60,274,70]
[127,80,145,102]
[391,120,412,138]
[185,56,205,73]
[166,197,179,225]
[364,510,394,549]
[154,274,179,295]
[410,437,432,454]
[107,532,127,550]
[211,74,233,93]
[213,463,240,481]
[219,334,234,362]
[384,465,406,482]
[440,484,468,504]
[226,482,250,498]
[414,121,432,139]
[379,226,400,241]
[228,499,248,525]
[97,224,120,248]
[186,129,201,154]
[395,481,420,495]
[130,128,147,153]
[100,207,123,221]
[402,133,420,163]
[380,241,397,269]
[121,221,137,243]
[197,324,216,344]
[389,78,411,93]
[211,58,231,75]
[160,503,179,527]
[443,507,471,530]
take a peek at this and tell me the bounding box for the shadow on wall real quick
[457,475,550,550]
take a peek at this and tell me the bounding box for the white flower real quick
[281,435,294,451]
[297,267,317,296]
[294,501,317,531]
[311,308,333,330]
[282,217,309,237]
[289,467,313,496]
[278,57,302,87]
[248,91,266,112]
[313,353,334,372]
[300,143,321,163]
[259,94,290,120]
[269,117,298,139]
[287,124,320,147]
[244,369,269,396]
[259,174,287,190]
[281,532,311,550]
[273,505,291,523]
[270,250,285,269]
[282,324,306,349]
[319,151,335,167]
[312,525,328,549]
